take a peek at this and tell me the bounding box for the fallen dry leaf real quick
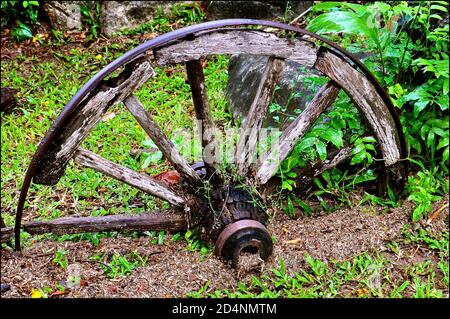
[50,290,68,298]
[153,170,180,185]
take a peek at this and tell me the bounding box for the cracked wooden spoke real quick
[34,61,156,185]
[73,148,186,206]
[315,50,401,166]
[22,210,186,235]
[186,59,221,179]
[235,57,284,176]
[256,81,340,184]
[124,94,202,185]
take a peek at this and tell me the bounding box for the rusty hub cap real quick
[215,219,273,266]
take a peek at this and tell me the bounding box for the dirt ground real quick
[1,195,448,298]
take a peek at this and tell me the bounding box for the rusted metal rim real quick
[14,18,407,250]
[215,219,272,265]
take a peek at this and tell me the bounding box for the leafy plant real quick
[171,2,205,25]
[291,1,450,221]
[406,159,446,221]
[1,0,40,41]
[184,229,211,256]
[93,251,147,278]
[80,2,101,38]
[52,249,68,269]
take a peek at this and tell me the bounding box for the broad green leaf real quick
[295,198,313,215]
[413,100,430,117]
[352,142,365,155]
[442,147,449,163]
[307,11,378,50]
[315,128,344,148]
[430,4,448,12]
[443,78,449,95]
[362,136,377,143]
[351,151,366,165]
[11,22,33,42]
[437,138,449,150]
[298,137,318,152]
[316,140,327,161]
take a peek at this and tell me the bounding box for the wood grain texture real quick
[155,30,318,67]
[315,50,401,166]
[235,57,284,176]
[22,211,187,235]
[256,81,340,184]
[34,61,156,185]
[312,146,352,177]
[73,148,186,206]
[185,60,221,178]
[124,94,202,185]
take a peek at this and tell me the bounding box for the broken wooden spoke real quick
[256,81,340,184]
[124,94,202,185]
[235,57,284,176]
[185,59,221,178]
[312,146,352,177]
[23,210,186,235]
[73,148,186,206]
[34,61,156,185]
[315,50,401,166]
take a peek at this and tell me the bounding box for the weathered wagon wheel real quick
[5,19,407,266]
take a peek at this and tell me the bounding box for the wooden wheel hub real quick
[214,219,273,267]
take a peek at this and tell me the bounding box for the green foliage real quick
[1,0,40,41]
[52,249,68,269]
[276,0,450,221]
[402,226,449,255]
[80,2,101,38]
[171,2,205,25]
[184,229,211,256]
[92,251,147,278]
[404,158,447,221]
[308,1,449,172]
[119,2,205,36]
[188,250,447,298]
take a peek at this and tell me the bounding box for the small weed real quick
[92,251,147,278]
[184,229,212,256]
[52,249,68,269]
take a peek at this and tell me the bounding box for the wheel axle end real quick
[215,219,273,267]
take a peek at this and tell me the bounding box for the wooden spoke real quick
[295,146,353,184]
[315,50,401,166]
[34,60,156,185]
[185,59,221,178]
[235,57,284,176]
[22,210,186,235]
[73,148,186,206]
[256,81,340,184]
[155,30,318,67]
[124,94,202,185]
[311,146,352,177]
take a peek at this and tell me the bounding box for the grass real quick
[91,251,148,279]
[187,226,449,298]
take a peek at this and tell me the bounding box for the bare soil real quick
[1,196,448,298]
